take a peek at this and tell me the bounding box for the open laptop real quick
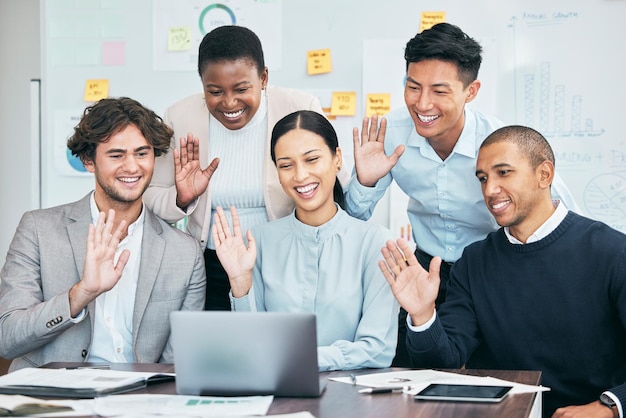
[170,311,325,397]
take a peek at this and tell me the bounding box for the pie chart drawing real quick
[67,148,87,173]
[199,4,236,35]
[583,172,626,231]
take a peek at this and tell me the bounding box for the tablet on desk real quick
[414,383,513,403]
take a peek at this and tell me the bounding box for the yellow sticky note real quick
[168,26,192,51]
[330,92,356,116]
[420,11,446,32]
[84,79,109,102]
[366,93,391,117]
[307,48,332,75]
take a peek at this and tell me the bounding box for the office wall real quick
[0,0,41,265]
[37,0,626,235]
[0,0,40,370]
[2,0,626,250]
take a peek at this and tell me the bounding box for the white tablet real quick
[414,383,513,403]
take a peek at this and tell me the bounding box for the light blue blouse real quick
[231,207,399,371]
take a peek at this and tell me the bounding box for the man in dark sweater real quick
[379,125,626,418]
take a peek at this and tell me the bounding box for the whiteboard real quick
[41,0,626,233]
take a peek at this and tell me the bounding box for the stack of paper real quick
[0,368,174,398]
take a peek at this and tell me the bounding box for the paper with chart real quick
[93,394,273,417]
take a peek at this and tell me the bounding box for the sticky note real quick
[102,41,125,66]
[321,107,336,120]
[330,92,357,116]
[420,11,446,32]
[168,27,192,51]
[307,48,332,75]
[84,79,109,102]
[366,93,391,117]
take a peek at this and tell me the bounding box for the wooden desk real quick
[44,363,541,418]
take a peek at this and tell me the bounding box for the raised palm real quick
[379,238,441,324]
[212,206,256,297]
[81,209,129,295]
[174,133,219,209]
[353,115,405,187]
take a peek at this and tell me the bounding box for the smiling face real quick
[475,141,555,242]
[83,124,154,213]
[404,59,480,158]
[274,128,342,226]
[200,58,268,130]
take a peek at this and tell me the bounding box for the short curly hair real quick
[197,25,265,77]
[67,97,173,164]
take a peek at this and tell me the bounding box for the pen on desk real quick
[358,386,406,394]
[64,365,111,370]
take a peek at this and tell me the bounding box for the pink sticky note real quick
[102,41,125,66]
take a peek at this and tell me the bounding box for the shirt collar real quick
[288,205,346,242]
[504,200,568,244]
[453,109,478,158]
[408,109,476,160]
[89,192,145,239]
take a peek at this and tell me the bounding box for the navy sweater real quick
[407,212,626,417]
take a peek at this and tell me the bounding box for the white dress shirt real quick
[87,193,145,363]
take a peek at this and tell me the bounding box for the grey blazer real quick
[0,193,206,372]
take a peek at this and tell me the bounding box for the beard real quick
[94,176,150,206]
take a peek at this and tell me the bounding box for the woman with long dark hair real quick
[213,110,398,371]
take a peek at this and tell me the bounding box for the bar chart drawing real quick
[523,62,604,137]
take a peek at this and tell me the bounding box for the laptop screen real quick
[170,311,324,397]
